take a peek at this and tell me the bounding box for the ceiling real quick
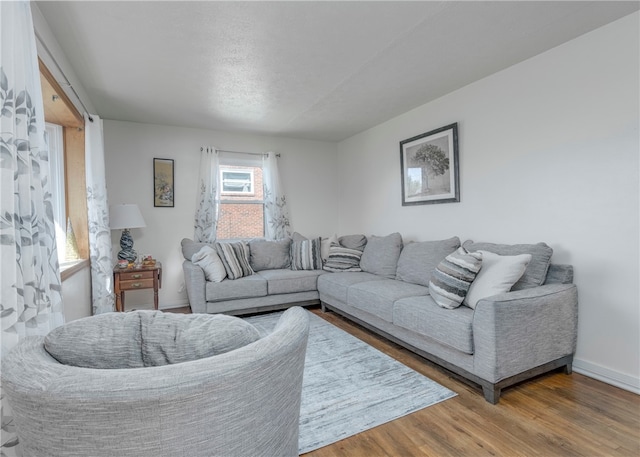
[36,1,639,142]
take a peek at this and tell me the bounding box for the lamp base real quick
[117,229,138,262]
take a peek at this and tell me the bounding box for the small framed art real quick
[153,158,174,207]
[400,123,459,206]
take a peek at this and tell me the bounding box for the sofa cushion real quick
[215,241,254,280]
[257,269,325,294]
[323,243,363,272]
[205,274,267,302]
[429,246,483,309]
[359,232,403,279]
[396,237,461,287]
[544,264,574,285]
[181,238,212,260]
[249,238,292,271]
[463,240,552,290]
[348,279,429,322]
[191,245,227,282]
[291,236,322,270]
[393,296,475,354]
[44,311,261,368]
[464,251,532,309]
[317,271,384,304]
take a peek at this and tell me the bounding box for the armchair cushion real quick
[44,311,262,368]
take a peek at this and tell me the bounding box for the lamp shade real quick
[110,204,146,230]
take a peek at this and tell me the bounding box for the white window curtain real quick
[85,114,114,314]
[0,1,65,454]
[194,146,219,243]
[262,152,291,240]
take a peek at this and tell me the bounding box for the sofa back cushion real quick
[181,238,212,260]
[360,232,403,279]
[44,311,261,368]
[249,238,292,271]
[396,237,461,287]
[462,240,552,290]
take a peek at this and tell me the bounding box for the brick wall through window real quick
[217,165,264,239]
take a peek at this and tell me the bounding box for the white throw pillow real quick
[191,246,227,282]
[464,250,532,309]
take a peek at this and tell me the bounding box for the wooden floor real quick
[170,306,640,456]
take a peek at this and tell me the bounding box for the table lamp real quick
[109,204,146,262]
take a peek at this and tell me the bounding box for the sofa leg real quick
[483,385,501,404]
[563,362,573,375]
[320,302,327,313]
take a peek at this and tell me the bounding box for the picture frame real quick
[399,123,459,206]
[153,158,174,207]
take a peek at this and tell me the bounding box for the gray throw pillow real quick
[396,237,461,287]
[249,238,292,271]
[338,234,367,251]
[462,240,553,290]
[359,232,403,279]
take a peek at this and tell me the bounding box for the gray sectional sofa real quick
[182,233,578,403]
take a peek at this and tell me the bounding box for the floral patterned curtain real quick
[85,114,114,314]
[0,1,65,454]
[262,152,291,240]
[194,146,219,243]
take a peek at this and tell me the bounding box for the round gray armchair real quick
[2,306,310,457]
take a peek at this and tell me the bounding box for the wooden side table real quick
[113,263,162,312]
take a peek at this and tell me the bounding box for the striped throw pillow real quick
[215,242,254,280]
[290,237,322,270]
[429,247,483,309]
[323,243,363,272]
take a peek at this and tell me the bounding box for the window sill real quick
[60,259,90,281]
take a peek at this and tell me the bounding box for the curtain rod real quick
[201,147,280,158]
[35,30,94,123]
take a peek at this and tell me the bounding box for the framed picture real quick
[400,123,459,206]
[153,158,174,207]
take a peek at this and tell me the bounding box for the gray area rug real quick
[245,310,456,454]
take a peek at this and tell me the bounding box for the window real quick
[220,168,255,195]
[40,59,89,278]
[216,162,265,239]
[45,122,67,265]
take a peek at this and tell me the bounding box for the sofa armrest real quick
[183,260,207,313]
[472,283,578,383]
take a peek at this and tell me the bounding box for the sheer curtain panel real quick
[263,152,291,240]
[0,1,65,454]
[85,114,114,314]
[194,146,219,243]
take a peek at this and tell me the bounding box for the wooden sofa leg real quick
[483,385,501,404]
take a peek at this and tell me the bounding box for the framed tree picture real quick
[153,158,174,207]
[399,123,459,206]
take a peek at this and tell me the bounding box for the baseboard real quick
[573,359,640,395]
[159,299,190,310]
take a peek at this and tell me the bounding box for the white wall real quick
[104,121,339,309]
[61,265,92,322]
[337,13,639,392]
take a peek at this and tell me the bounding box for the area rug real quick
[244,310,456,454]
